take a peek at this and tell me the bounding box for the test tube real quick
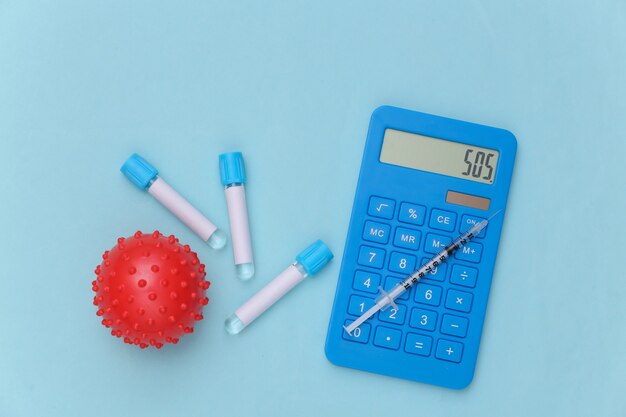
[225,240,333,335]
[121,153,227,250]
[219,152,254,280]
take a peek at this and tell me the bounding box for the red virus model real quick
[92,231,210,349]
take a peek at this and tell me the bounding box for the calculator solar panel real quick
[325,106,516,389]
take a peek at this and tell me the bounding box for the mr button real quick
[429,209,457,232]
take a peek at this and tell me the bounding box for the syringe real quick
[344,210,501,335]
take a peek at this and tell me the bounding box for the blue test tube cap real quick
[121,153,159,190]
[219,152,247,185]
[296,240,334,276]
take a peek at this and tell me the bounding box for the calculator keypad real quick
[344,195,489,365]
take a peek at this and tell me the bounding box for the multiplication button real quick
[368,196,395,219]
[445,289,473,313]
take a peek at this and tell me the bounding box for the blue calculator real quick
[325,106,516,389]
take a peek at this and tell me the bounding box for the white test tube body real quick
[225,263,307,334]
[224,184,254,279]
[148,177,226,249]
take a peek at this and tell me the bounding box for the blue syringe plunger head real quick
[219,152,247,186]
[296,240,334,276]
[121,153,159,190]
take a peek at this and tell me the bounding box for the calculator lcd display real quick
[380,129,500,184]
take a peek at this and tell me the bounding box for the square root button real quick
[368,196,395,219]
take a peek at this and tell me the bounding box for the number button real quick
[378,303,407,325]
[393,227,421,250]
[450,265,478,288]
[342,320,370,344]
[409,308,437,331]
[388,252,417,274]
[373,326,402,350]
[383,276,409,300]
[347,295,375,316]
[368,196,395,219]
[421,257,447,282]
[398,202,426,225]
[405,333,433,356]
[352,270,380,294]
[424,233,452,254]
[435,339,464,363]
[454,241,482,263]
[357,245,385,269]
[460,215,487,238]
[429,209,457,232]
[441,314,469,337]
[414,284,442,306]
[362,221,390,244]
[445,289,473,313]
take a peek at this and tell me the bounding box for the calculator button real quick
[429,209,457,232]
[460,215,487,238]
[388,252,417,274]
[378,303,407,325]
[393,227,421,250]
[362,220,391,244]
[435,339,464,363]
[454,241,482,263]
[445,289,473,313]
[342,320,371,343]
[424,233,452,254]
[414,284,442,306]
[352,270,381,294]
[347,295,375,316]
[357,245,386,269]
[368,196,395,219]
[450,265,478,288]
[405,333,433,356]
[398,202,426,225]
[384,276,409,300]
[441,314,469,337]
[421,257,447,282]
[409,308,437,331]
[373,326,402,350]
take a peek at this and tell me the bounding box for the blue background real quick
[0,1,624,416]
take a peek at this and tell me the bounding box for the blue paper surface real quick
[0,1,625,416]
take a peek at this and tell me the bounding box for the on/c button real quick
[429,209,457,232]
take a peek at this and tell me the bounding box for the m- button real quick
[429,209,457,232]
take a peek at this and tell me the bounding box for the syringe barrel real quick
[148,177,219,241]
